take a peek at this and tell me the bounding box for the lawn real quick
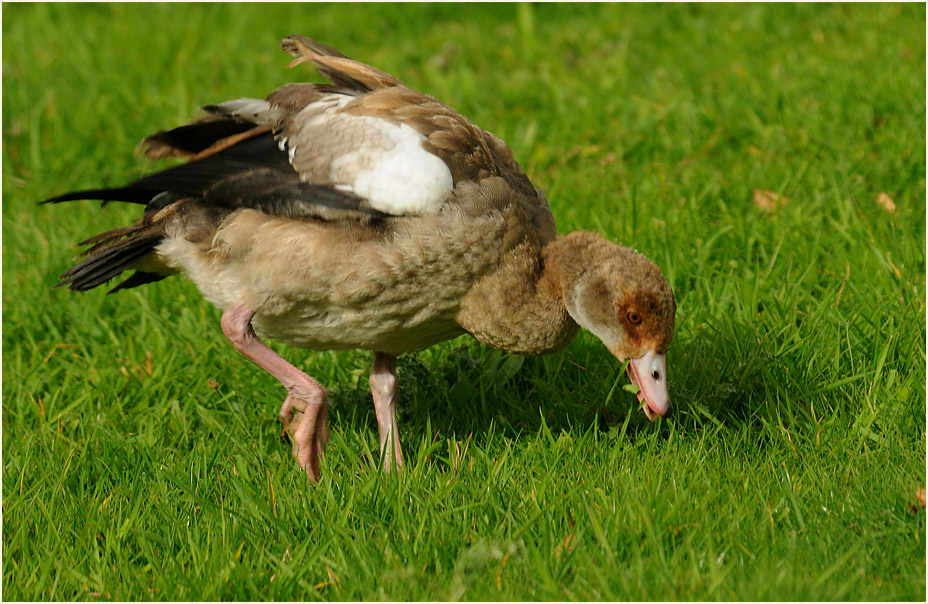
[2,3,925,601]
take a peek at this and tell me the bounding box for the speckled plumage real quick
[45,35,676,480]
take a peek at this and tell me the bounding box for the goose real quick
[44,36,676,480]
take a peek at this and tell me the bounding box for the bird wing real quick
[44,35,557,292]
[133,34,546,220]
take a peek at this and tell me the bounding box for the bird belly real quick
[155,208,494,355]
[252,302,465,355]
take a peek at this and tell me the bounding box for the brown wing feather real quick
[280,35,403,92]
[275,36,533,193]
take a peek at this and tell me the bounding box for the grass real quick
[2,3,925,601]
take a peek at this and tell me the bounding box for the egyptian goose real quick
[45,36,676,480]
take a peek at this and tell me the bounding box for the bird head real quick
[555,233,676,420]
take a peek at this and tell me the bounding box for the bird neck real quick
[539,230,613,327]
[456,235,581,356]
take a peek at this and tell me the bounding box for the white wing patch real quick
[286,95,453,216]
[348,123,452,215]
[219,94,454,215]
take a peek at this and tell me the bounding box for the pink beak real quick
[625,350,670,421]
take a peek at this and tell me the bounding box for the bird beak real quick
[625,350,670,421]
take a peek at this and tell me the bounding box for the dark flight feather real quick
[45,131,389,292]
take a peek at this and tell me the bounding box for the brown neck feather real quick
[456,235,581,356]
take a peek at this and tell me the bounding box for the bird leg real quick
[220,302,329,481]
[369,352,404,472]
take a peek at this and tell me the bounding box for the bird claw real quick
[276,390,329,480]
[278,395,296,438]
[291,401,329,481]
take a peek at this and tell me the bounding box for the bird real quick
[44,35,677,480]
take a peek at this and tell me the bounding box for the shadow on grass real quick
[322,337,673,451]
[321,315,844,454]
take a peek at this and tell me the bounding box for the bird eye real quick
[627,311,642,325]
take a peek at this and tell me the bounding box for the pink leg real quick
[369,352,404,472]
[220,302,329,481]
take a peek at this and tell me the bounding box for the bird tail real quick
[42,188,180,293]
[53,220,169,293]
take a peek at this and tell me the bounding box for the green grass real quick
[3,3,925,601]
